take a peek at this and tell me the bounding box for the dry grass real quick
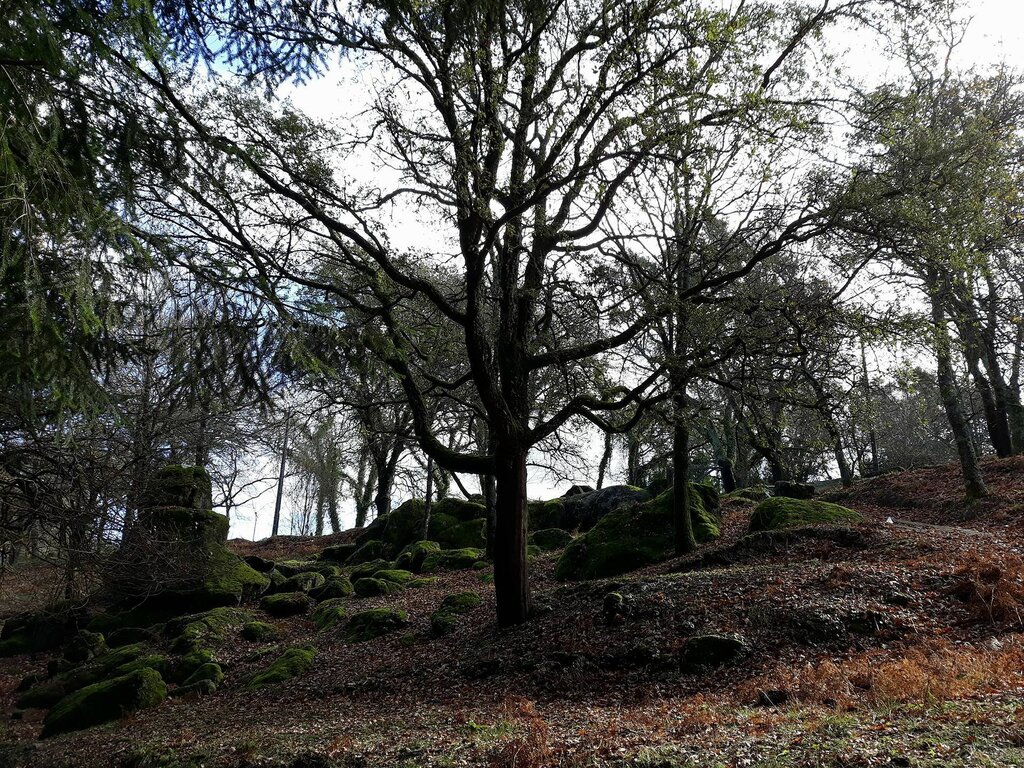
[743,635,1024,709]
[488,699,551,768]
[950,554,1024,626]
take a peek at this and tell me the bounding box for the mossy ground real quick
[749,497,864,532]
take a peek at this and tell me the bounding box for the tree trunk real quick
[314,484,325,536]
[423,454,434,539]
[596,431,613,489]
[492,445,530,627]
[718,458,736,493]
[673,413,696,555]
[930,288,987,499]
[966,352,1012,457]
[271,416,290,537]
[626,433,642,487]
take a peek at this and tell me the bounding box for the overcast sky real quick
[226,0,1024,540]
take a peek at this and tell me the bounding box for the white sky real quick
[225,0,1024,540]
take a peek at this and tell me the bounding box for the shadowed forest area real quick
[2,0,1024,765]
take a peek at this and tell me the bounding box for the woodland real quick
[2,0,1024,766]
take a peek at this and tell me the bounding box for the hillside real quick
[1,459,1023,768]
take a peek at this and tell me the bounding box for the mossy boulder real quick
[275,560,339,578]
[350,558,393,581]
[320,543,357,563]
[393,540,442,573]
[373,569,416,586]
[529,528,573,552]
[310,599,348,631]
[345,608,409,642]
[241,621,281,642]
[0,604,88,657]
[554,484,720,581]
[183,662,224,688]
[163,649,214,685]
[353,577,402,598]
[280,571,326,594]
[260,592,312,617]
[245,647,316,689]
[63,631,107,664]
[165,607,253,653]
[138,464,213,511]
[310,576,354,600]
[168,679,216,698]
[408,577,439,588]
[347,540,390,565]
[355,498,487,557]
[420,548,486,573]
[429,591,482,637]
[724,486,771,503]
[41,667,167,738]
[748,497,863,533]
[243,555,276,573]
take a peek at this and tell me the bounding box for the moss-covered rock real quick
[527,498,565,531]
[183,662,223,688]
[274,560,339,578]
[408,577,439,588]
[345,608,409,642]
[138,465,213,511]
[529,528,573,552]
[429,592,482,637]
[240,621,281,642]
[349,558,393,581]
[163,649,214,685]
[280,571,326,594]
[41,668,167,738]
[310,576,354,600]
[168,679,217,698]
[0,605,87,657]
[260,592,312,617]
[393,540,441,573]
[355,498,487,558]
[724,486,771,503]
[245,647,316,689]
[310,599,347,631]
[554,484,720,581]
[165,607,253,653]
[105,626,161,648]
[748,497,863,533]
[243,555,276,573]
[348,540,390,565]
[63,631,107,664]
[353,577,401,597]
[320,543,357,563]
[420,548,486,573]
[372,569,416,586]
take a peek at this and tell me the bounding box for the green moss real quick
[240,621,281,642]
[280,571,326,593]
[348,540,389,564]
[41,668,167,738]
[259,592,312,617]
[245,647,316,689]
[428,592,481,638]
[420,548,486,573]
[349,558,393,581]
[168,678,216,698]
[393,540,441,573]
[185,548,270,609]
[528,498,564,530]
[724,486,770,503]
[310,599,347,631]
[353,577,401,597]
[433,518,486,550]
[273,560,319,577]
[138,465,213,511]
[748,497,863,532]
[310,576,354,600]
[529,528,573,552]
[162,649,214,684]
[183,662,223,688]
[357,498,487,558]
[344,608,409,642]
[372,569,416,586]
[165,608,253,652]
[554,484,720,581]
[320,543,357,563]
[431,497,489,523]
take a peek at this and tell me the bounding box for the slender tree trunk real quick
[422,454,434,539]
[493,443,530,627]
[596,431,613,489]
[626,432,642,486]
[673,412,696,555]
[718,458,736,493]
[271,416,290,537]
[966,352,1012,457]
[314,485,325,536]
[930,286,987,499]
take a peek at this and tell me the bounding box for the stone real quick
[245,647,316,689]
[532,485,651,532]
[420,548,486,573]
[393,540,442,573]
[345,608,409,642]
[41,668,166,738]
[748,498,863,533]
[529,528,573,552]
[678,634,750,672]
[773,480,815,499]
[260,592,312,617]
[240,621,281,642]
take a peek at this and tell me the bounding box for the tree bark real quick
[930,286,987,499]
[422,453,434,539]
[673,411,696,555]
[718,458,736,493]
[271,416,290,537]
[493,445,530,627]
[596,430,613,489]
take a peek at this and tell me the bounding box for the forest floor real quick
[1,457,1023,768]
